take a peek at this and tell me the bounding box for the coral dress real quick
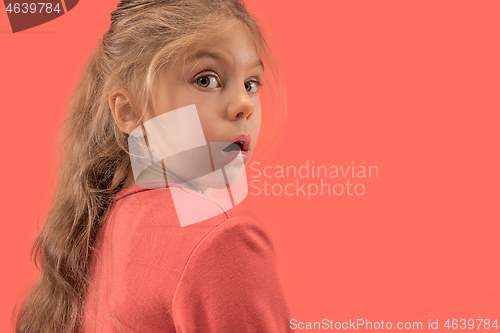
[81,182,293,332]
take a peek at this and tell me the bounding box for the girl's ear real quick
[109,89,141,135]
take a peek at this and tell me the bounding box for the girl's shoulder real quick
[97,182,276,293]
[112,182,263,225]
[106,182,270,250]
[86,184,287,333]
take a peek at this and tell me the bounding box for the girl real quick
[13,0,291,332]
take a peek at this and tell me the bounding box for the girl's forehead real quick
[182,48,263,69]
[159,21,263,76]
[183,22,261,62]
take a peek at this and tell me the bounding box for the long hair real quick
[13,1,284,332]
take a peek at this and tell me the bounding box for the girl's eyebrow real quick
[186,49,264,71]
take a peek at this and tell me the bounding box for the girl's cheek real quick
[198,120,220,143]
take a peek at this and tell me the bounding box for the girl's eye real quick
[196,75,220,89]
[245,80,261,93]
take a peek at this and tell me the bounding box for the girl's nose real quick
[226,86,255,121]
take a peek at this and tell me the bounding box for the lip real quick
[231,134,250,151]
[221,134,251,163]
[222,134,251,152]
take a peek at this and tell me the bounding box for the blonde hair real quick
[13,1,284,332]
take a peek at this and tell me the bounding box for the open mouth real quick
[222,141,245,152]
[220,135,250,163]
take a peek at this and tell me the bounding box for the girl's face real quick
[147,20,263,165]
